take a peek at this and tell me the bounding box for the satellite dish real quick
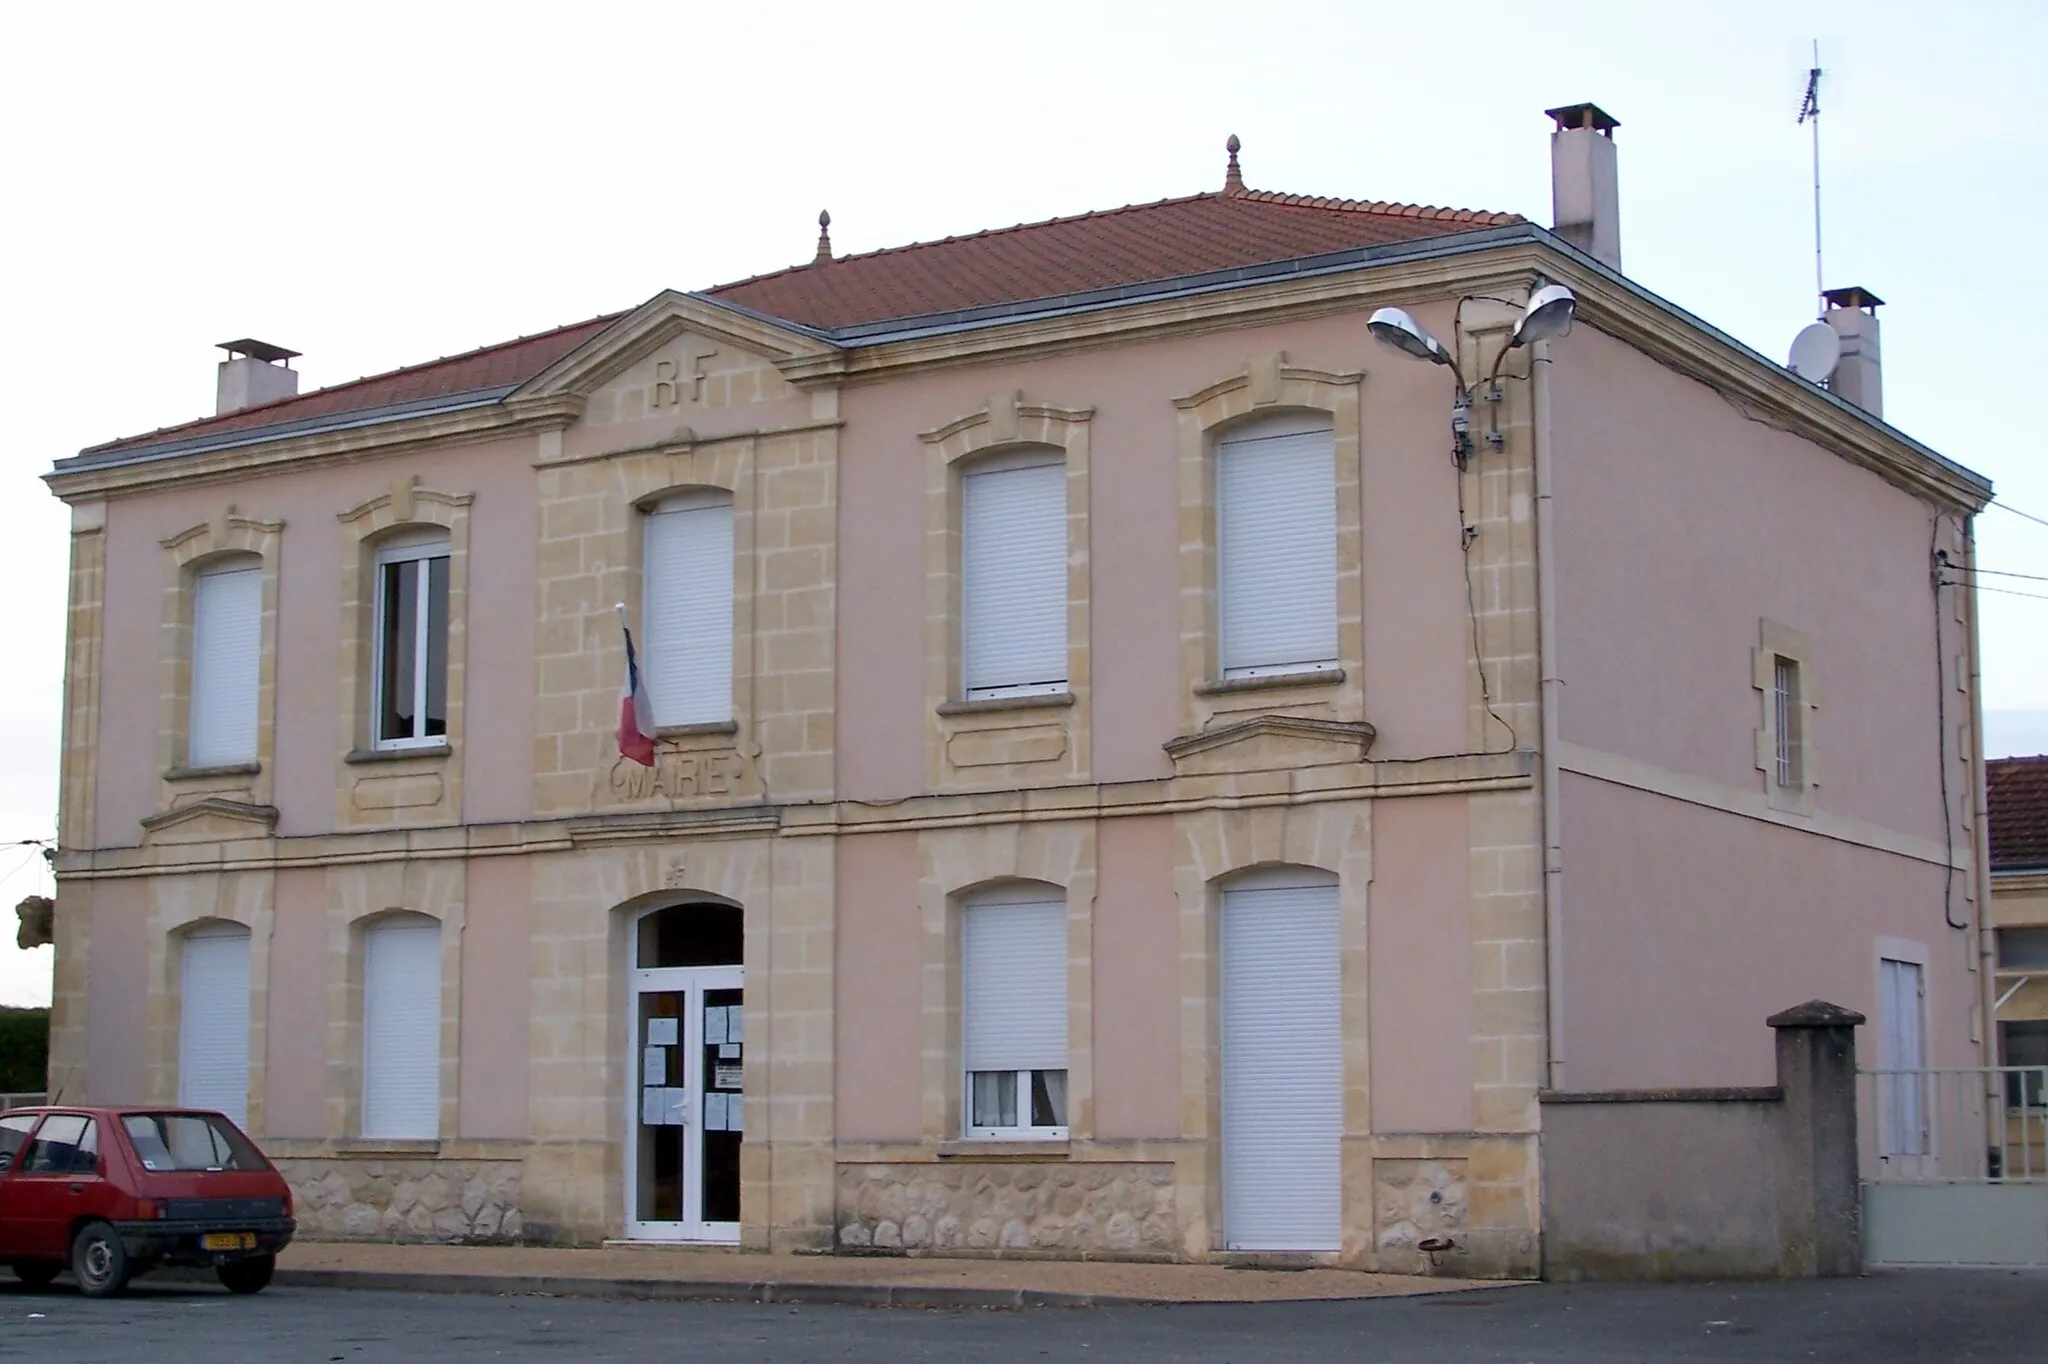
[1787,322,1841,383]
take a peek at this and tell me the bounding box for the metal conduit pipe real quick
[1532,336,1567,1091]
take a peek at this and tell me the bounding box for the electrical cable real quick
[1454,429,1518,754]
[1953,581,2048,604]
[1942,564,2048,584]
[1992,500,2048,532]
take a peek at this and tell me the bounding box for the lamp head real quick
[1368,307,1455,367]
[1509,284,1577,347]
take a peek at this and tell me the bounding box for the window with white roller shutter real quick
[1221,869,1341,1251]
[177,923,251,1127]
[361,916,443,1140]
[1216,416,1338,679]
[188,559,262,768]
[961,453,1067,699]
[961,890,1068,1137]
[643,492,735,727]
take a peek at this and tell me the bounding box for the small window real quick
[961,893,1068,1139]
[372,535,451,749]
[188,559,262,767]
[1217,417,1338,680]
[643,493,735,728]
[1998,927,2048,970]
[0,1114,36,1172]
[1772,655,1803,788]
[20,1114,98,1175]
[2001,1021,2048,1109]
[361,917,443,1140]
[961,453,1067,700]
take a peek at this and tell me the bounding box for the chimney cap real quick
[1821,285,1884,312]
[1545,103,1620,136]
[217,338,300,365]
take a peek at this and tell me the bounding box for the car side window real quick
[0,1114,35,1173]
[72,1119,101,1175]
[20,1115,89,1175]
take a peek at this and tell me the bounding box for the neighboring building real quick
[42,106,1994,1275]
[1990,756,2048,1098]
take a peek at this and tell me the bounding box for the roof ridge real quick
[708,189,1232,293]
[81,311,627,453]
[1231,186,1522,224]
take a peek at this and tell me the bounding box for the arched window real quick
[178,921,251,1126]
[361,914,442,1139]
[961,884,1067,1138]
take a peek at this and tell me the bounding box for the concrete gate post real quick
[1768,1000,1866,1277]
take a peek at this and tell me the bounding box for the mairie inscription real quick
[604,746,753,805]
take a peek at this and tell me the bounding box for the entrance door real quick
[627,903,743,1242]
[1220,871,1342,1252]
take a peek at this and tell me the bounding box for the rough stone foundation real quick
[277,1157,525,1244]
[836,1162,1177,1257]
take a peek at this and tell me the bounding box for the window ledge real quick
[345,742,452,765]
[164,762,261,782]
[937,693,1075,718]
[334,1139,441,1156]
[935,1140,1071,1160]
[1194,668,1345,697]
[655,721,741,739]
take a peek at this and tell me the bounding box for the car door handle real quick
[68,1184,83,1195]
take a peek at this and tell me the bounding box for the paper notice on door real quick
[643,1046,668,1085]
[714,1063,742,1090]
[646,1017,678,1047]
[642,1087,667,1127]
[664,1087,690,1126]
[705,1007,728,1045]
[728,1094,744,1134]
[727,1006,743,1043]
[718,1043,739,1060]
[703,1092,729,1132]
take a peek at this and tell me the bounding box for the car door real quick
[0,1113,42,1257]
[5,1115,102,1260]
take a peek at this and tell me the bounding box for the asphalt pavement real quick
[1,1270,2043,1363]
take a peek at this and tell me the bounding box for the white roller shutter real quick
[1217,422,1338,679]
[643,496,735,727]
[177,925,251,1127]
[1878,958,1927,1157]
[188,564,262,768]
[1222,877,1342,1251]
[362,919,443,1140]
[962,898,1068,1073]
[962,457,1067,698]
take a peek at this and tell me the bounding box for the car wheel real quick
[216,1253,274,1295]
[10,1261,60,1289]
[70,1222,130,1299]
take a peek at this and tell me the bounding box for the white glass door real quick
[627,964,743,1241]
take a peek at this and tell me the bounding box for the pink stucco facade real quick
[42,218,1990,1272]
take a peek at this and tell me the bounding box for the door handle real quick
[68,1184,83,1195]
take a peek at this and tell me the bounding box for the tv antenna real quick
[1797,40,1824,318]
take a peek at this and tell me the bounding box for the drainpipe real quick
[1531,338,1567,1091]
[1964,518,1997,1072]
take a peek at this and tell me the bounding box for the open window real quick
[372,533,451,749]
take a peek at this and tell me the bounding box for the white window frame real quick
[641,490,736,728]
[961,890,1069,1141]
[960,449,1069,702]
[187,557,263,769]
[370,532,451,751]
[1772,655,1802,789]
[1215,413,1340,681]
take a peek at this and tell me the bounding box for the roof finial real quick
[814,209,833,264]
[1224,134,1244,194]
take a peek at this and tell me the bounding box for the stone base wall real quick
[277,1157,525,1243]
[836,1162,1177,1257]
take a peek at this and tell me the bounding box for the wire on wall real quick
[1930,516,1966,932]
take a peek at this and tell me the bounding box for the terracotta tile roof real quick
[1989,755,2048,871]
[708,188,1521,331]
[82,314,624,456]
[80,183,1518,459]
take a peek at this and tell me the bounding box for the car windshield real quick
[120,1113,267,1173]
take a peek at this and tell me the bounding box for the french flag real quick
[616,604,657,767]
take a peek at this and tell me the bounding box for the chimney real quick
[1545,103,1621,271]
[216,339,301,415]
[1821,287,1882,419]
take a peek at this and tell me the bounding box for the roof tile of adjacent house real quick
[1988,755,2048,872]
[83,184,1517,457]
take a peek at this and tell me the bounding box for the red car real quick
[0,1106,294,1297]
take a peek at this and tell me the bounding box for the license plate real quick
[201,1232,256,1252]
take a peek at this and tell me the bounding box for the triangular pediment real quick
[510,290,839,407]
[140,797,280,845]
[1164,714,1376,776]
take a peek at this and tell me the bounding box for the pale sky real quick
[3,0,2045,1007]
